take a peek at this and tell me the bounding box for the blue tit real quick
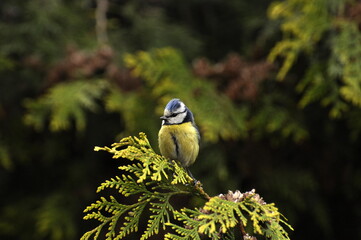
[158,98,200,178]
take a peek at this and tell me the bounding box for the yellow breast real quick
[158,122,199,167]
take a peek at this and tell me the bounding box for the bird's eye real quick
[169,113,178,118]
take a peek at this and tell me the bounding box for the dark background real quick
[0,0,361,239]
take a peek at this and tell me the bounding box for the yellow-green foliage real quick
[23,47,308,143]
[250,99,308,142]
[82,133,196,240]
[0,143,12,170]
[81,133,293,240]
[24,79,108,131]
[333,20,361,108]
[124,48,248,142]
[124,48,308,143]
[269,0,361,118]
[268,0,330,80]
[36,194,76,240]
[22,48,247,142]
[166,191,292,240]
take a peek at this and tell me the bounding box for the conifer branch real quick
[82,133,293,240]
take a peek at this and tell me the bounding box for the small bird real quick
[158,98,200,179]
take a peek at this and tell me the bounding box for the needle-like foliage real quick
[81,133,293,240]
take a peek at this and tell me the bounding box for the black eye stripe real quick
[168,110,187,118]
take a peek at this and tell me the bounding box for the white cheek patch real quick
[168,112,187,124]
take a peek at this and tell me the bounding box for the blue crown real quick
[165,99,182,112]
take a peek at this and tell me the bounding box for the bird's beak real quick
[160,116,167,120]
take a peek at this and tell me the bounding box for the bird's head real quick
[160,98,194,125]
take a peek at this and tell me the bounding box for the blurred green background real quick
[1,0,361,239]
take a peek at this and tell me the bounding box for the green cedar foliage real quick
[24,79,108,132]
[268,0,361,119]
[124,48,249,142]
[81,133,293,240]
[123,48,308,143]
[0,0,93,62]
[1,0,361,239]
[24,48,307,144]
[22,48,249,142]
[268,0,330,80]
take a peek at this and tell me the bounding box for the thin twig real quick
[195,181,211,200]
[239,221,247,236]
[96,0,109,46]
[240,222,258,240]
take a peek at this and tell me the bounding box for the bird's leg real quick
[185,167,210,200]
[186,167,198,185]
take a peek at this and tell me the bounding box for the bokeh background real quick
[1,0,361,239]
